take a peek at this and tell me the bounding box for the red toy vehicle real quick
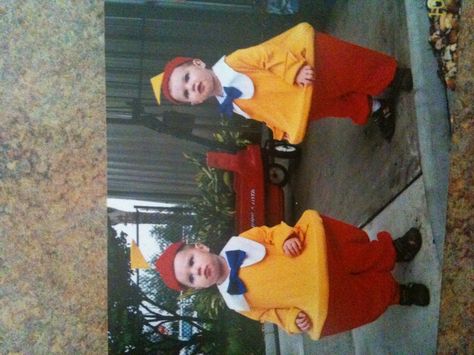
[207,141,299,233]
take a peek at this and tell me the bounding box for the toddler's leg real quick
[321,215,396,274]
[320,216,428,336]
[321,266,400,336]
[311,32,397,124]
[309,93,374,125]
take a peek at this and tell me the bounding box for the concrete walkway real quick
[265,1,450,354]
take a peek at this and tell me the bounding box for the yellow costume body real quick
[237,210,328,340]
[225,22,314,144]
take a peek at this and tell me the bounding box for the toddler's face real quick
[174,244,228,289]
[168,59,220,105]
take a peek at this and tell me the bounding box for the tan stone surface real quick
[437,1,474,354]
[0,1,107,353]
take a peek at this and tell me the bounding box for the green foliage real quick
[183,153,235,251]
[108,221,223,354]
[180,287,225,320]
[108,222,159,353]
[140,265,181,315]
[212,311,264,355]
[184,120,250,251]
[213,120,251,149]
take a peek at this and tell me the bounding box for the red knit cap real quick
[155,241,185,291]
[150,57,193,105]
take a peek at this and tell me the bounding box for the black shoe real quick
[372,99,396,141]
[378,68,413,100]
[399,283,430,306]
[390,67,413,92]
[393,228,422,262]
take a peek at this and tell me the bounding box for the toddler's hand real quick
[283,236,303,257]
[296,311,312,332]
[296,65,314,87]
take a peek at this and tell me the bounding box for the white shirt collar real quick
[212,56,254,118]
[216,236,266,311]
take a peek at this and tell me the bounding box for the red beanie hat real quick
[155,241,185,291]
[150,57,193,104]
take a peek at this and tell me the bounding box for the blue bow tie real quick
[219,86,242,118]
[226,249,247,295]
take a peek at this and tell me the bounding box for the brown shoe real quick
[393,228,422,262]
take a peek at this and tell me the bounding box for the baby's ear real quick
[194,243,210,252]
[192,58,205,68]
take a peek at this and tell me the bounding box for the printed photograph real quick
[105,1,465,354]
[2,0,471,354]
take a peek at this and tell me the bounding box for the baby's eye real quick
[184,73,189,82]
[184,89,189,99]
[189,256,194,267]
[189,275,194,284]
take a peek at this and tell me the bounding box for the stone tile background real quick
[437,1,474,353]
[0,1,107,353]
